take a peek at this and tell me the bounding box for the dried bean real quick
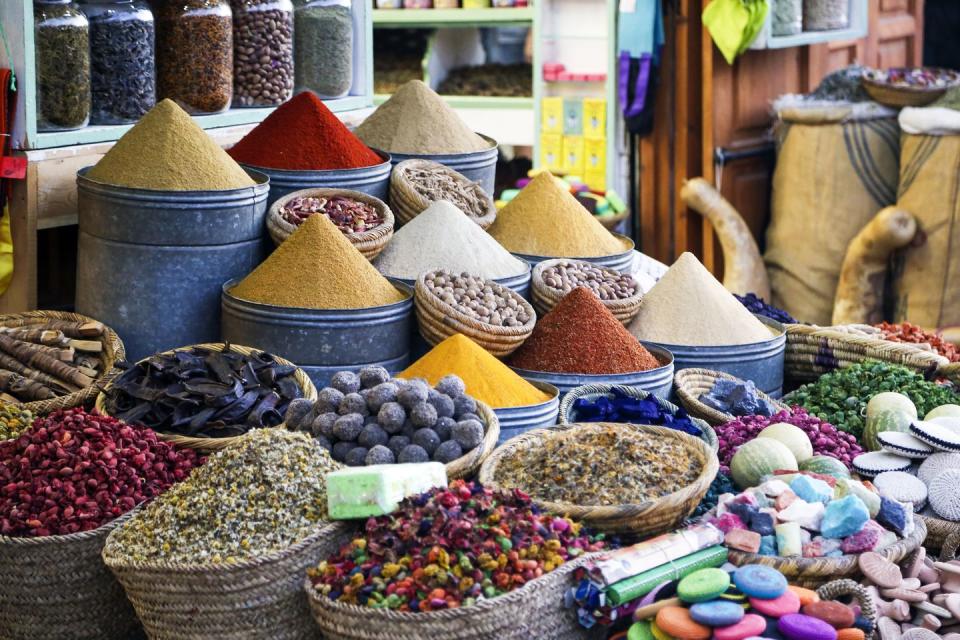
[424,270,532,328]
[539,260,638,301]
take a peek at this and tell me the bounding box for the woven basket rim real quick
[414,273,536,339]
[391,158,497,227]
[673,368,791,426]
[786,324,950,366]
[267,187,395,246]
[531,258,643,312]
[0,508,135,547]
[815,579,876,631]
[862,68,960,94]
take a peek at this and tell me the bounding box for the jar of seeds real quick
[772,0,802,36]
[231,0,294,107]
[34,0,91,131]
[803,0,849,31]
[294,0,354,99]
[80,0,156,125]
[155,0,233,115]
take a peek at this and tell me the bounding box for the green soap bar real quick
[326,462,447,520]
[677,567,731,603]
[606,189,627,213]
[628,621,654,640]
[501,189,520,202]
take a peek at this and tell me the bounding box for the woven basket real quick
[96,343,318,452]
[413,273,535,357]
[917,513,960,556]
[557,384,719,452]
[266,188,395,260]
[305,524,603,640]
[673,368,791,426]
[940,530,960,560]
[389,159,497,229]
[0,310,125,415]
[0,513,140,640]
[530,259,642,326]
[726,518,927,589]
[938,362,960,385]
[447,400,500,480]
[816,579,877,635]
[784,324,948,384]
[862,68,960,108]
[595,211,629,231]
[479,422,719,535]
[103,520,351,640]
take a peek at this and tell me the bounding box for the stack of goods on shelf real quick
[540,96,606,190]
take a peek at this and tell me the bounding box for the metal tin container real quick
[385,134,498,196]
[75,168,270,361]
[239,150,392,207]
[494,380,560,445]
[509,343,675,399]
[511,234,636,273]
[220,280,414,387]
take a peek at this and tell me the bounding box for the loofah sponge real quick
[873,471,928,512]
[929,469,960,521]
[918,452,960,486]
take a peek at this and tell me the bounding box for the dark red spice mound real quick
[0,408,202,537]
[508,287,661,374]
[875,321,960,362]
[228,91,383,171]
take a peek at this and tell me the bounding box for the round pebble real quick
[714,613,767,640]
[655,606,711,640]
[801,601,856,629]
[677,568,732,603]
[733,565,788,600]
[858,552,903,589]
[788,586,820,607]
[750,589,801,618]
[777,613,838,640]
[689,600,745,627]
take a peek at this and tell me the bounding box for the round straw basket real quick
[266,188,395,260]
[305,523,603,640]
[816,579,877,635]
[96,343,318,452]
[446,400,500,480]
[479,422,719,535]
[916,513,960,556]
[0,512,140,640]
[940,530,960,561]
[531,259,642,326]
[102,520,352,640]
[413,273,535,357]
[596,210,629,231]
[862,68,960,108]
[558,384,718,452]
[725,518,926,589]
[938,362,960,386]
[0,310,125,415]
[389,159,497,229]
[673,368,790,426]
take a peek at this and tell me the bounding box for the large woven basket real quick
[816,579,877,635]
[726,518,927,589]
[557,384,719,452]
[0,513,140,640]
[530,259,642,326]
[862,68,960,108]
[917,513,960,556]
[596,211,629,231]
[673,368,791,426]
[390,159,497,229]
[266,188,395,260]
[0,310,125,415]
[479,422,719,535]
[304,524,603,640]
[784,324,948,384]
[938,362,960,385]
[447,400,500,480]
[102,520,351,640]
[96,343,318,452]
[414,273,535,357]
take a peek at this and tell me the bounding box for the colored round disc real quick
[656,606,711,640]
[801,601,856,629]
[787,586,820,607]
[677,568,732,603]
[650,621,675,640]
[714,613,767,640]
[690,600,746,627]
[628,621,655,640]
[777,613,839,640]
[750,589,801,618]
[733,565,788,600]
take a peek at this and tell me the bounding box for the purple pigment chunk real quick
[777,613,838,640]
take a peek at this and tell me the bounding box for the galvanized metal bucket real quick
[220,280,414,388]
[75,168,270,362]
[494,380,560,445]
[511,234,636,273]
[385,134,498,196]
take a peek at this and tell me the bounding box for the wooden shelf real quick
[749,0,867,50]
[372,7,534,27]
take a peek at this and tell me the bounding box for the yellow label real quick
[562,136,584,174]
[541,97,564,135]
[583,98,607,138]
[540,134,563,173]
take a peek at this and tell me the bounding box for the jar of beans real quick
[231,0,294,107]
[294,0,354,99]
[34,0,91,131]
[155,0,233,115]
[80,0,156,125]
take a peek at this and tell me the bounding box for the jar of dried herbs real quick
[34,0,91,131]
[294,0,354,99]
[772,0,802,36]
[80,0,156,125]
[231,0,294,107]
[155,0,233,115]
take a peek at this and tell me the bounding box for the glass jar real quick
[80,0,156,125]
[772,0,802,36]
[34,0,91,131]
[231,0,294,107]
[155,0,233,115]
[294,0,353,99]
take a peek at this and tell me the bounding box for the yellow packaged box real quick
[540,134,563,172]
[562,135,584,174]
[584,136,606,173]
[541,97,563,134]
[583,98,606,138]
[585,168,607,192]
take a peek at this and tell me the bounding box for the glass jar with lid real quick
[231,0,294,107]
[294,0,354,99]
[80,0,156,125]
[155,0,233,115]
[34,0,91,131]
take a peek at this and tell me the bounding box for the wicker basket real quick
[938,362,960,385]
[917,513,960,556]
[673,368,791,426]
[479,422,719,535]
[447,400,500,480]
[596,211,629,231]
[305,524,603,640]
[103,520,351,640]
[0,513,140,640]
[530,259,642,326]
[389,159,497,229]
[96,343,318,452]
[0,310,125,415]
[862,68,960,108]
[784,324,948,384]
[557,384,719,452]
[816,579,877,635]
[266,188,395,260]
[726,518,927,589]
[413,273,535,357]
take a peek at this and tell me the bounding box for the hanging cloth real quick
[0,63,18,296]
[702,0,769,65]
[617,0,665,135]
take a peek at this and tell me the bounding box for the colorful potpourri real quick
[865,66,960,88]
[279,195,383,234]
[874,321,960,362]
[308,480,607,611]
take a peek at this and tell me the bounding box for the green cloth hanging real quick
[703,0,769,65]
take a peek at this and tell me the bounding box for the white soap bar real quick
[326,462,447,520]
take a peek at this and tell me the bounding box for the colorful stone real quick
[820,495,869,538]
[750,512,776,536]
[790,475,833,505]
[733,565,788,599]
[775,522,803,557]
[726,529,762,553]
[802,601,856,629]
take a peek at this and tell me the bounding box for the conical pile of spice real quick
[629,252,772,346]
[227,91,383,170]
[355,80,490,154]
[86,99,255,191]
[508,288,661,374]
[488,172,627,257]
[400,334,552,408]
[230,213,406,309]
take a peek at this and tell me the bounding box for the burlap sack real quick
[765,100,900,325]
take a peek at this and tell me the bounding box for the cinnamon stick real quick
[68,339,103,353]
[0,351,76,394]
[0,334,92,389]
[0,369,57,401]
[0,327,67,346]
[32,319,104,339]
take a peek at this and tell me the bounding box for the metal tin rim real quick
[492,379,560,415]
[510,233,636,264]
[385,133,498,161]
[221,279,413,321]
[77,166,271,202]
[508,343,674,381]
[237,149,392,178]
[645,316,786,352]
